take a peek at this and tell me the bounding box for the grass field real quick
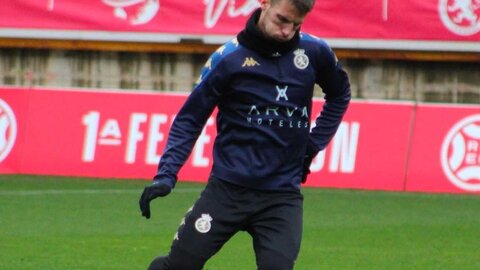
[1,175,479,270]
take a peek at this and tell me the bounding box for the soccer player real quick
[139,0,351,269]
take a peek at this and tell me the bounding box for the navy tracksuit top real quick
[154,12,351,191]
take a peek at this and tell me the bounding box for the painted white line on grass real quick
[0,188,203,196]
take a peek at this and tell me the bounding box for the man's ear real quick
[260,0,270,10]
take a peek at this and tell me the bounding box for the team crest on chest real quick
[293,49,309,70]
[195,213,213,233]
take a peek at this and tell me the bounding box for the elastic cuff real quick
[152,175,176,189]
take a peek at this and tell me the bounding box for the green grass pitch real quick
[1,174,479,269]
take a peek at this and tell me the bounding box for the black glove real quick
[139,182,171,219]
[301,155,313,183]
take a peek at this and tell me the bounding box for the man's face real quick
[257,0,306,42]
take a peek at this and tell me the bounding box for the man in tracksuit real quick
[139,0,351,269]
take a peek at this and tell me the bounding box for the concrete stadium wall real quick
[0,48,479,104]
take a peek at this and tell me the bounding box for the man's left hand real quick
[139,182,172,219]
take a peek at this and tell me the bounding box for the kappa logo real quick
[0,99,17,163]
[242,57,260,67]
[102,0,160,25]
[441,114,480,191]
[439,0,480,36]
[216,45,227,55]
[195,213,213,233]
[174,206,194,241]
[195,74,204,86]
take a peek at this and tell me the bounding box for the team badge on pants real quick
[195,214,213,233]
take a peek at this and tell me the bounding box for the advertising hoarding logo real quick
[102,0,160,25]
[204,0,259,28]
[439,0,480,36]
[0,99,17,162]
[441,114,480,191]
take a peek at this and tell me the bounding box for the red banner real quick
[406,104,480,193]
[308,101,413,191]
[0,89,27,174]
[0,1,479,51]
[1,87,479,194]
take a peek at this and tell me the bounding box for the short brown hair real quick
[271,0,316,15]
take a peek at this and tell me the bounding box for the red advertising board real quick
[0,89,29,174]
[307,101,413,191]
[21,88,197,179]
[0,1,478,51]
[406,104,480,194]
[1,86,479,194]
[0,87,218,181]
[0,87,409,191]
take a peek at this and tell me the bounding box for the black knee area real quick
[148,256,168,270]
[149,246,206,270]
[166,246,207,270]
[257,251,295,270]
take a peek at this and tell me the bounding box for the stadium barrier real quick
[1,87,479,194]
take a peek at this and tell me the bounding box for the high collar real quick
[237,9,300,58]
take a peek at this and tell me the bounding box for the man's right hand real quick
[139,182,172,219]
[301,154,313,183]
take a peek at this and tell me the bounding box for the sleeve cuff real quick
[153,175,176,189]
